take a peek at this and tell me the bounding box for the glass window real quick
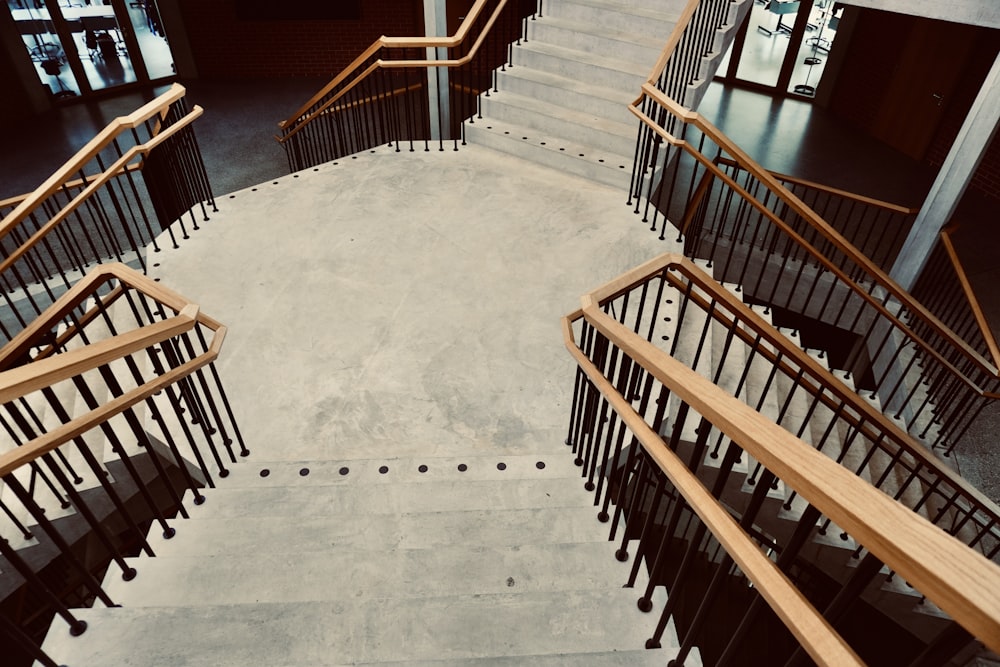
[9,1,82,98]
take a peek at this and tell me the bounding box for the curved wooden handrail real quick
[714,156,920,216]
[0,327,224,478]
[1,84,188,233]
[0,163,143,211]
[939,227,1000,376]
[0,304,198,405]
[0,103,203,277]
[589,253,1000,529]
[0,263,223,370]
[564,314,864,666]
[0,263,226,477]
[566,280,1000,654]
[629,83,999,389]
[275,0,509,144]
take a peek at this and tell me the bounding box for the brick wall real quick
[924,33,1000,202]
[830,8,1000,204]
[176,0,423,78]
[827,9,909,132]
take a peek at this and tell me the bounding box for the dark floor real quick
[1,77,329,199]
[1,77,997,501]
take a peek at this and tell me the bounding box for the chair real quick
[757,1,800,37]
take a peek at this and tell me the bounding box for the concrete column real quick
[423,0,450,141]
[889,52,1000,290]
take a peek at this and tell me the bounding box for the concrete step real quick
[526,14,663,65]
[40,591,681,665]
[177,476,598,519]
[219,453,586,488]
[104,542,633,606]
[510,40,647,95]
[342,653,669,666]
[481,89,637,157]
[464,119,633,190]
[135,505,614,557]
[544,0,681,38]
[495,65,635,127]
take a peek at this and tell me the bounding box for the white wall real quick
[842,0,1000,29]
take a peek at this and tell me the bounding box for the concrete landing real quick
[37,145,681,664]
[145,144,664,464]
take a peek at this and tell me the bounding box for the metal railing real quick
[711,157,920,274]
[0,263,245,667]
[911,227,1000,394]
[628,83,998,454]
[0,84,215,347]
[275,0,539,171]
[563,254,1000,665]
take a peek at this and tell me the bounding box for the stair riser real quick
[526,21,662,65]
[42,593,663,665]
[179,478,595,518]
[105,543,629,606]
[480,97,635,156]
[496,71,635,125]
[545,1,678,37]
[139,505,613,556]
[511,45,646,94]
[464,124,632,190]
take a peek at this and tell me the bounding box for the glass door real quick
[717,0,845,99]
[6,0,176,101]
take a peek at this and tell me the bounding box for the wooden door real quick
[871,17,977,160]
[446,0,477,35]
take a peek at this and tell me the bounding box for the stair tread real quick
[484,88,636,139]
[220,453,584,487]
[514,40,648,79]
[498,64,634,107]
[531,13,667,52]
[550,0,683,23]
[41,592,674,665]
[106,542,633,606]
[141,505,610,556]
[180,477,597,518]
[469,118,634,165]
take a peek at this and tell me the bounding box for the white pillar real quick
[423,0,450,142]
[890,52,1000,290]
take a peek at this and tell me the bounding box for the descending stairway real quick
[26,146,692,665]
[628,258,964,642]
[42,454,690,665]
[465,0,749,189]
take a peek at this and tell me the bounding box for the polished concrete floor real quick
[1,77,997,500]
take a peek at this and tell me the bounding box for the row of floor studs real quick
[257,461,549,478]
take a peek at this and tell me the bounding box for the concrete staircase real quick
[41,454,688,665]
[646,259,956,640]
[465,0,749,190]
[25,146,690,666]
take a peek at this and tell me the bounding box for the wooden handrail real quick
[714,156,920,216]
[0,104,203,277]
[939,227,1000,375]
[644,0,701,85]
[629,83,999,388]
[0,263,223,369]
[566,290,1000,654]
[0,326,224,478]
[0,84,188,234]
[0,304,198,405]
[564,315,864,666]
[0,263,225,477]
[588,253,1000,531]
[278,0,494,131]
[275,0,509,144]
[0,163,143,211]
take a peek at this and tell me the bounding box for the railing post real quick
[423,0,451,142]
